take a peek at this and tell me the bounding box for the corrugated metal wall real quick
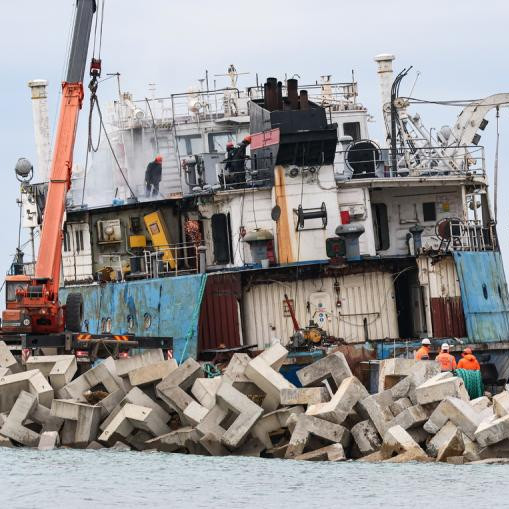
[453,251,509,342]
[60,274,207,361]
[242,272,398,348]
[198,273,242,352]
[417,255,466,338]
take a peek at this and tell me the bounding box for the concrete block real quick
[447,456,465,465]
[351,420,381,456]
[390,361,441,402]
[463,433,483,462]
[378,358,418,391]
[381,425,428,461]
[191,377,222,410]
[115,349,165,377]
[31,402,64,432]
[245,355,295,411]
[285,414,350,459]
[98,389,126,419]
[424,397,483,440]
[296,352,352,391]
[99,403,170,445]
[123,387,170,424]
[470,396,491,413]
[215,382,263,449]
[493,391,509,418]
[62,358,124,402]
[195,404,228,439]
[232,436,266,457]
[0,370,54,411]
[475,414,509,447]
[436,429,464,462]
[51,399,102,447]
[0,341,21,373]
[0,368,11,378]
[295,443,346,461]
[358,390,395,436]
[155,358,203,418]
[145,426,202,453]
[389,397,412,416]
[128,359,178,387]
[111,441,131,451]
[383,450,433,463]
[0,391,40,446]
[86,441,104,450]
[257,343,289,371]
[183,400,209,426]
[38,431,60,451]
[390,404,429,430]
[306,376,368,424]
[408,427,430,445]
[415,373,469,405]
[251,406,304,449]
[199,432,229,456]
[280,387,330,406]
[427,421,458,457]
[0,435,14,448]
[26,355,77,391]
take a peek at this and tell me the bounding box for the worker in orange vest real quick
[414,338,431,360]
[457,347,481,371]
[436,343,457,372]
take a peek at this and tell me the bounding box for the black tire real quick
[66,293,83,332]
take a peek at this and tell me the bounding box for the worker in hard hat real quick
[145,155,163,197]
[436,343,457,372]
[457,347,481,371]
[414,338,431,360]
[228,135,251,186]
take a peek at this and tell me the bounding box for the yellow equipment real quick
[129,235,147,248]
[143,211,176,269]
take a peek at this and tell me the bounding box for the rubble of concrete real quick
[0,347,508,464]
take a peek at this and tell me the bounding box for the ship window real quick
[177,135,203,156]
[63,230,71,252]
[372,203,390,251]
[211,213,233,265]
[208,132,235,153]
[75,229,84,253]
[422,202,437,222]
[343,122,361,141]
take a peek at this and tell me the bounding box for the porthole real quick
[144,313,152,330]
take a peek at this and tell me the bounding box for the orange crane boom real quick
[2,0,97,334]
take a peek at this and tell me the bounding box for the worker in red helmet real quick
[457,347,481,371]
[145,155,163,197]
[243,135,251,144]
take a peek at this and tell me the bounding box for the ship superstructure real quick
[17,56,509,379]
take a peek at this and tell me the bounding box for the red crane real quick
[2,0,98,334]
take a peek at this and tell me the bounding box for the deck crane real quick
[2,0,98,334]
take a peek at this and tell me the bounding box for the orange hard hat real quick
[155,155,163,163]
[243,135,252,144]
[463,347,473,355]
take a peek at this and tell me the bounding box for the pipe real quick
[277,81,283,110]
[287,78,298,110]
[299,90,309,110]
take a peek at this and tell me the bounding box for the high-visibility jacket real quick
[414,346,430,360]
[436,352,457,371]
[457,354,481,371]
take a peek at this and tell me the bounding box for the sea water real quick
[1,448,507,509]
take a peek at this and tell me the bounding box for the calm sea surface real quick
[1,448,508,509]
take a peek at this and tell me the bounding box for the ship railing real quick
[440,219,497,252]
[138,242,203,279]
[216,155,274,191]
[7,262,35,277]
[334,144,486,179]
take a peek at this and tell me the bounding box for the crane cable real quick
[494,106,500,222]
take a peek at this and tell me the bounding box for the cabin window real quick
[372,203,390,251]
[343,122,361,141]
[177,135,203,156]
[211,213,233,265]
[208,132,235,153]
[75,229,84,253]
[422,202,437,222]
[63,230,71,253]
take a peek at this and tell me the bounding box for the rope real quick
[203,362,221,378]
[456,369,484,399]
[178,273,208,364]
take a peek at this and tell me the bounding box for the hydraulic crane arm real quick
[36,0,97,294]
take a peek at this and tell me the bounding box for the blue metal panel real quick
[60,274,207,362]
[453,251,509,342]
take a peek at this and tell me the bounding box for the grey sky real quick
[1,0,508,280]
